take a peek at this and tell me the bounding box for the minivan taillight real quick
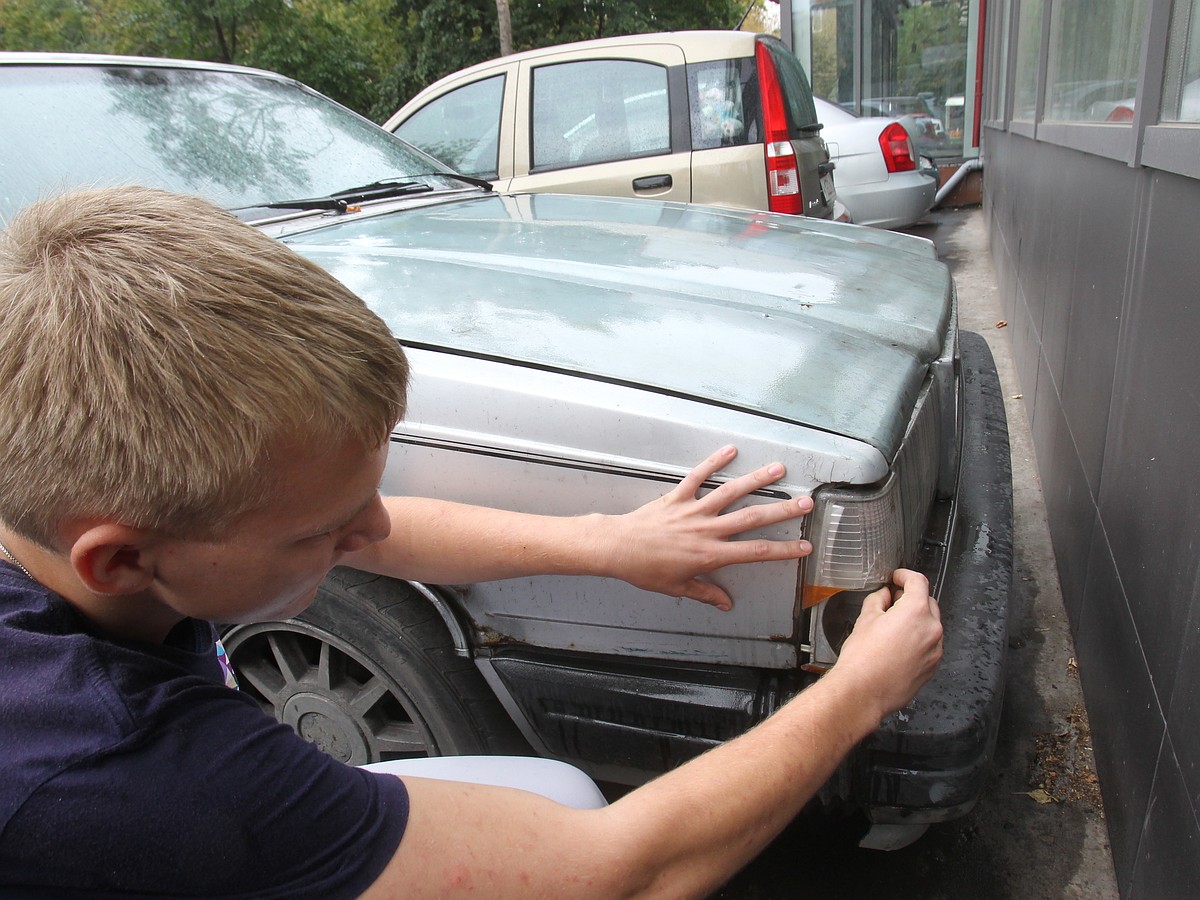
[755,41,803,214]
[879,122,917,173]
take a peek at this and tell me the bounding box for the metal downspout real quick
[934,158,984,207]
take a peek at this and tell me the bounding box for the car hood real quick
[282,193,952,458]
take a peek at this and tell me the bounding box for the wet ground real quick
[711,207,1119,899]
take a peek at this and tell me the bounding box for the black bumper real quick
[842,330,1014,823]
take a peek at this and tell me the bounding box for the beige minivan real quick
[383,31,838,219]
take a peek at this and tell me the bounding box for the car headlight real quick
[802,376,945,671]
[802,478,907,672]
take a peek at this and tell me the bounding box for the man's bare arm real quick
[342,446,813,610]
[361,570,943,899]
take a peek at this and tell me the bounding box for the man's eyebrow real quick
[306,485,382,537]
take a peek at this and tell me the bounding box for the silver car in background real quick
[814,97,938,229]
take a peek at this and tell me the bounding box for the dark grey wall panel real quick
[1058,167,1134,494]
[1167,598,1200,830]
[1034,384,1095,624]
[1076,519,1164,890]
[1035,161,1077,398]
[1016,150,1055,343]
[984,125,1200,900]
[1009,278,1044,433]
[1127,735,1200,898]
[1096,169,1200,710]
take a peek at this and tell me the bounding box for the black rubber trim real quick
[849,330,1015,819]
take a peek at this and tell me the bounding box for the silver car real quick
[813,97,938,229]
[1,52,1012,850]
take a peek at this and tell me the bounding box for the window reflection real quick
[1044,0,1147,122]
[809,0,969,159]
[394,75,505,179]
[1162,0,1200,122]
[1011,0,1043,121]
[531,60,670,171]
[1,65,437,221]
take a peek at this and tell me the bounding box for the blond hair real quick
[0,186,409,547]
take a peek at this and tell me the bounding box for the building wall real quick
[983,115,1200,900]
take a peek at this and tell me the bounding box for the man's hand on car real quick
[825,569,945,721]
[349,445,812,611]
[597,444,813,610]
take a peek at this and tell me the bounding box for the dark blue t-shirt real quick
[0,563,409,898]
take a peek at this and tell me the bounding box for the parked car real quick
[1,52,1013,850]
[812,97,937,229]
[1045,78,1138,120]
[383,31,841,220]
[1091,77,1200,123]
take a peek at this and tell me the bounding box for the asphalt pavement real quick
[712,206,1120,900]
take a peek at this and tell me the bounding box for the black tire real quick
[222,567,528,765]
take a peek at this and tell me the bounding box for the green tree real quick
[1,0,757,120]
[251,0,378,115]
[0,0,89,51]
[511,0,747,47]
[895,0,967,100]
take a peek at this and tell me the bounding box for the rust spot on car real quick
[471,622,513,646]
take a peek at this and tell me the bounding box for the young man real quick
[0,187,943,898]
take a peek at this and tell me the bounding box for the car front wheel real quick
[221,567,526,765]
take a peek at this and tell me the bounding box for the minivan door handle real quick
[633,174,672,191]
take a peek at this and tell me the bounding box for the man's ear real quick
[68,523,158,596]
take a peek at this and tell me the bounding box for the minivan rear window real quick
[759,38,820,134]
[686,57,761,150]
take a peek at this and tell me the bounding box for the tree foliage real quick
[0,0,89,50]
[1,0,749,120]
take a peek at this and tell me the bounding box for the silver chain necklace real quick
[0,536,34,580]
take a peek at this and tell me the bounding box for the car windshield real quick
[0,62,463,222]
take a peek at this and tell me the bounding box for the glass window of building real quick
[1044,0,1147,122]
[986,0,1012,122]
[1162,0,1200,122]
[807,0,970,159]
[1011,0,1043,121]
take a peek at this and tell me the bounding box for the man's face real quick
[147,437,391,625]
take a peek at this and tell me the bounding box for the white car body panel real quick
[815,97,937,229]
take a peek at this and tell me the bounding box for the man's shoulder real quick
[0,573,231,820]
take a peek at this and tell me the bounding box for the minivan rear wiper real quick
[257,178,434,212]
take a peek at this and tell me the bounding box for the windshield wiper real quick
[256,178,434,212]
[234,172,493,219]
[433,171,494,191]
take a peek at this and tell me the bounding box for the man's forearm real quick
[370,667,884,899]
[366,574,942,899]
[602,665,882,897]
[342,496,609,585]
[340,450,815,609]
